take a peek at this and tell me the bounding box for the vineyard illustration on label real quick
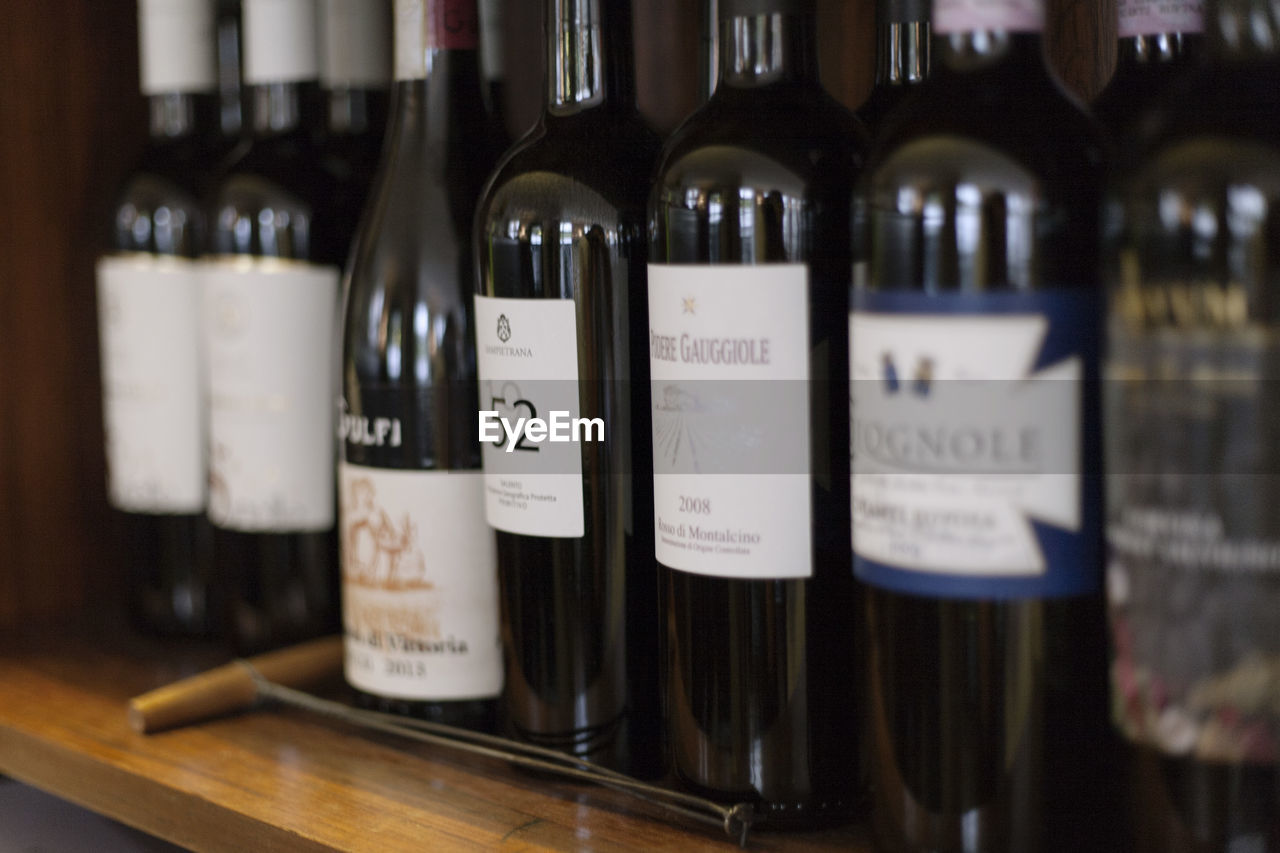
[342,477,434,592]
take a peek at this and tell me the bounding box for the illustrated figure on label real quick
[881,352,900,392]
[343,477,431,590]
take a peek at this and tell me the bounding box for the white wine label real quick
[97,255,206,514]
[394,0,427,80]
[1108,317,1280,765]
[202,259,339,532]
[320,0,392,87]
[1118,0,1204,38]
[934,0,1045,34]
[474,296,585,538]
[340,465,502,700]
[138,0,217,95]
[851,290,1097,599]
[243,0,320,84]
[648,264,812,580]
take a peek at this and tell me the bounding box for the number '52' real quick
[489,396,540,453]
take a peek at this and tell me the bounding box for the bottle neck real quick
[545,0,635,116]
[1114,31,1202,69]
[148,92,203,139]
[249,81,317,135]
[875,20,930,85]
[325,85,385,135]
[1211,0,1280,63]
[717,10,819,87]
[933,29,1046,77]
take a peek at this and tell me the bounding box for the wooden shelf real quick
[0,629,870,851]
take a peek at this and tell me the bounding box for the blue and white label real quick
[850,290,1098,599]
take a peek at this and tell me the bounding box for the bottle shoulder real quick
[480,111,661,223]
[655,82,867,198]
[866,68,1104,200]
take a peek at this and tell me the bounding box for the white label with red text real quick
[648,264,813,580]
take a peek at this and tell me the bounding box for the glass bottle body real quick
[1107,32,1280,852]
[341,46,502,724]
[649,7,865,825]
[856,31,1118,853]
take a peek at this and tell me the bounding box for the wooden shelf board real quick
[0,630,869,851]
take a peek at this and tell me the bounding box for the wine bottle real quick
[204,0,355,654]
[1092,0,1204,143]
[851,1,1118,850]
[97,0,222,638]
[340,0,502,727]
[474,0,660,774]
[317,0,392,209]
[648,0,864,826]
[1107,0,1280,849]
[856,0,931,137]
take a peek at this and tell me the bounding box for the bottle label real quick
[202,259,339,532]
[340,464,503,700]
[934,0,1045,34]
[97,255,206,514]
[1117,0,1204,38]
[850,290,1098,599]
[320,0,392,87]
[1108,320,1280,764]
[648,264,813,580]
[138,0,217,95]
[474,295,585,538]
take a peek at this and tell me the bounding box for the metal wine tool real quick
[236,662,757,846]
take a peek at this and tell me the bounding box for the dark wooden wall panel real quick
[0,0,144,629]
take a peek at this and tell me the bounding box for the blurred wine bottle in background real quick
[97,0,222,640]
[1092,0,1204,146]
[852,0,1117,850]
[474,0,661,775]
[648,0,865,826]
[317,0,392,213]
[856,0,930,137]
[1107,0,1280,849]
[204,0,356,654]
[340,0,502,729]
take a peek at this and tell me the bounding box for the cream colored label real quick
[648,264,813,580]
[934,0,1045,33]
[341,465,503,700]
[138,0,217,94]
[202,259,338,532]
[474,295,585,538]
[97,255,206,514]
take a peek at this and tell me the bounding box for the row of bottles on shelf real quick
[94,0,1278,849]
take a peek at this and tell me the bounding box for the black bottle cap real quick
[884,0,930,23]
[720,0,815,18]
